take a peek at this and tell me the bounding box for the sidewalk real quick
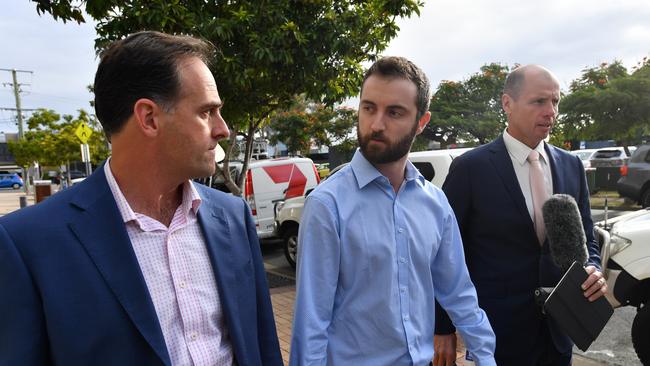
[0,190,607,365]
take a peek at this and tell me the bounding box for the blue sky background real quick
[1,0,649,133]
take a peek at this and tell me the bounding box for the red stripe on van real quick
[263,164,307,199]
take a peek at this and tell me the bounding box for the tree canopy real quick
[558,59,650,150]
[268,96,356,156]
[425,63,510,147]
[8,109,110,175]
[33,0,424,194]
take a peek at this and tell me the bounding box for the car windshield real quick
[574,151,594,160]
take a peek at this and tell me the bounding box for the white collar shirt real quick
[502,130,554,221]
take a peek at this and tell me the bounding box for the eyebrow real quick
[199,101,224,110]
[360,100,408,110]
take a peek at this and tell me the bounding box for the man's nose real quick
[370,113,387,132]
[212,114,230,140]
[544,101,558,117]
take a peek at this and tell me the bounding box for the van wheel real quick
[640,188,650,208]
[632,304,650,365]
[12,183,20,189]
[283,226,299,269]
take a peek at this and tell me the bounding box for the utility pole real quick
[1,68,34,194]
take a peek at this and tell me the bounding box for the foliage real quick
[558,59,650,150]
[32,0,424,195]
[425,63,510,147]
[268,97,356,156]
[8,109,110,175]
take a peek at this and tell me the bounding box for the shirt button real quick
[190,333,198,341]
[399,257,406,263]
[398,228,404,233]
[403,316,410,321]
[179,281,186,289]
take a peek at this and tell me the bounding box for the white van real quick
[241,157,320,238]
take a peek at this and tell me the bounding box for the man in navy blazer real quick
[433,65,607,366]
[0,31,282,365]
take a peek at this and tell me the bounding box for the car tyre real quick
[632,304,650,365]
[11,183,20,189]
[283,225,299,269]
[640,188,650,208]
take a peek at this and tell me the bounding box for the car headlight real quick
[609,233,632,256]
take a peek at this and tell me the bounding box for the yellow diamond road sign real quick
[75,122,93,144]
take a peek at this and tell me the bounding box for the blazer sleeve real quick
[0,224,51,366]
[241,199,284,365]
[435,157,473,335]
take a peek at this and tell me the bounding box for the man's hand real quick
[582,265,607,302]
[433,333,457,366]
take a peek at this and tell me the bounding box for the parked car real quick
[589,147,635,168]
[274,148,473,267]
[51,170,87,184]
[211,157,320,239]
[594,208,650,364]
[570,149,599,169]
[0,173,23,189]
[570,147,636,169]
[618,144,650,208]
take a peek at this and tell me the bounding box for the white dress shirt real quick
[502,130,553,221]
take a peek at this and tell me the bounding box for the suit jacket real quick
[435,137,600,358]
[0,165,282,366]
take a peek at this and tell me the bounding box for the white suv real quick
[274,148,472,267]
[595,208,650,364]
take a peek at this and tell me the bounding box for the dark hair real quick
[361,56,431,121]
[503,65,526,99]
[94,31,214,138]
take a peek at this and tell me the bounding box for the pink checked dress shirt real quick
[104,161,234,365]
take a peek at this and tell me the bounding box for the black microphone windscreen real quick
[542,194,588,273]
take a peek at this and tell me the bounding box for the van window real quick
[412,162,435,182]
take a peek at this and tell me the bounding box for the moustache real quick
[369,132,387,142]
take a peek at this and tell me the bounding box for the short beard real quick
[358,122,418,164]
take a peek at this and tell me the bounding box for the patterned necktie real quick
[528,150,548,246]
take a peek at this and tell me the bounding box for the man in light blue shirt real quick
[290,56,496,366]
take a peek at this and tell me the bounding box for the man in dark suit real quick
[433,65,607,366]
[0,31,282,366]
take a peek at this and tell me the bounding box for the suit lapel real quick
[68,166,171,366]
[488,136,533,223]
[195,188,238,318]
[196,196,236,286]
[545,143,565,194]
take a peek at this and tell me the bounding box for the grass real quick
[589,191,640,210]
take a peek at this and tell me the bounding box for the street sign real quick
[75,122,93,144]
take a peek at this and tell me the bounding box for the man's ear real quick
[502,93,512,116]
[133,98,162,137]
[415,111,431,135]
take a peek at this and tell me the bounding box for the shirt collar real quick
[104,157,202,224]
[503,129,549,166]
[350,149,425,189]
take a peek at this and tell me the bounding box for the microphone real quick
[542,194,589,273]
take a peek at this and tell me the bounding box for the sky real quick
[1,0,649,134]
